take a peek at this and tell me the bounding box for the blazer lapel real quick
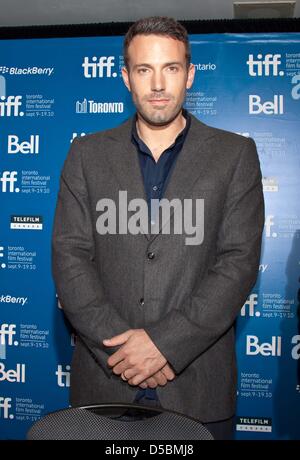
[151,114,215,242]
[104,113,216,242]
[105,117,150,239]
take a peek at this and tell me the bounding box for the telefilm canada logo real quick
[10,216,43,231]
[236,416,272,432]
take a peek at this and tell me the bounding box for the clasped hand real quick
[103,329,175,389]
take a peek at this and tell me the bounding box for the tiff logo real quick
[0,245,6,272]
[0,324,18,347]
[56,365,70,387]
[240,293,260,317]
[0,171,19,193]
[82,56,117,78]
[0,397,13,419]
[247,54,283,77]
[0,95,24,117]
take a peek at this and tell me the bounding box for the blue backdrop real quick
[0,32,299,440]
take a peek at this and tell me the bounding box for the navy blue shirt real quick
[131,108,191,218]
[130,109,191,402]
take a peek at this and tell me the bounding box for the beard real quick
[132,91,185,127]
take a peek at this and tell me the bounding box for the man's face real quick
[122,34,195,126]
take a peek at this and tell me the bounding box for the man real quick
[52,17,265,440]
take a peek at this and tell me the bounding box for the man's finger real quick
[151,370,167,386]
[142,377,157,388]
[119,368,137,380]
[161,364,175,381]
[127,373,148,386]
[107,349,126,368]
[103,330,132,347]
[139,382,148,389]
[112,360,130,375]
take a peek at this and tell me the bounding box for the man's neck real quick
[136,110,186,162]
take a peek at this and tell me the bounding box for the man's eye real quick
[168,66,178,72]
[138,68,149,74]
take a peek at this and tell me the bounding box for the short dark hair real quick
[123,16,191,70]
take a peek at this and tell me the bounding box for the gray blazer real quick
[52,113,264,423]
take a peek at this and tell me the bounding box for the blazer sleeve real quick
[52,137,130,378]
[144,136,265,374]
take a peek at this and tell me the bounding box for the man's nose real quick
[151,70,165,92]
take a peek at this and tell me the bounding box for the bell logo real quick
[82,56,117,78]
[0,171,19,193]
[0,397,13,419]
[240,294,260,317]
[8,135,39,154]
[247,54,283,77]
[246,335,281,356]
[0,363,26,383]
[249,95,284,115]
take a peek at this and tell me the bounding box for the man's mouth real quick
[148,99,169,105]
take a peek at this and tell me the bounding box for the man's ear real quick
[186,63,195,90]
[121,66,131,92]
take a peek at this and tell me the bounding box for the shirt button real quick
[147,252,155,260]
[139,298,145,306]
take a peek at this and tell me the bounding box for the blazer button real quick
[139,298,145,306]
[147,252,155,260]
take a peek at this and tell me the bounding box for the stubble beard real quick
[133,93,185,127]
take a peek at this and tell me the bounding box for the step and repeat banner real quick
[0,32,299,440]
